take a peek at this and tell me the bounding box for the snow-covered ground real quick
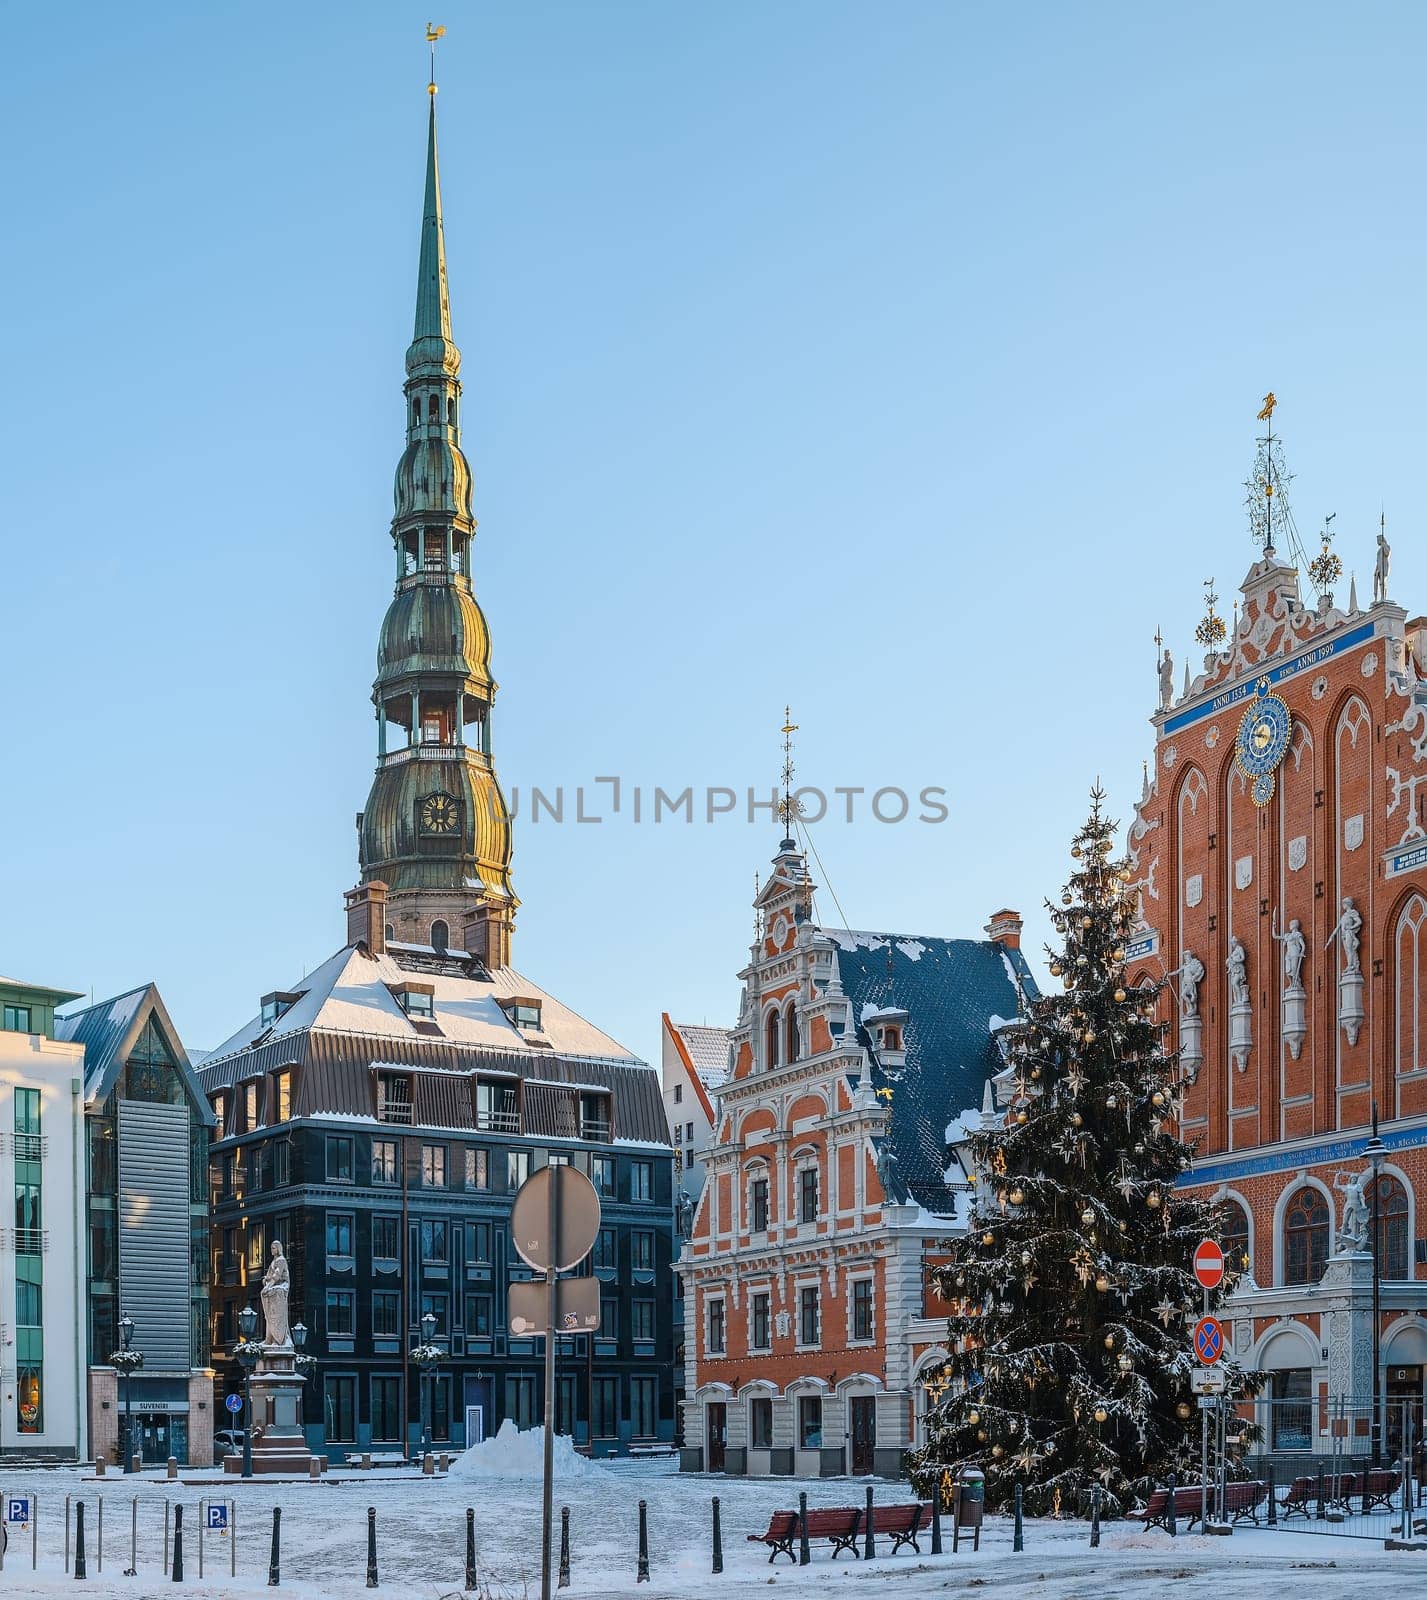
[0,1453,1421,1599]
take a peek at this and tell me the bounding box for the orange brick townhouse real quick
[677,832,1033,1476]
[1128,420,1427,1455]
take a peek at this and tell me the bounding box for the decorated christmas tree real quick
[910,789,1253,1516]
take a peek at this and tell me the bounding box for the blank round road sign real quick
[511,1165,601,1271]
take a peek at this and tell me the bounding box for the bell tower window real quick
[447,395,457,426]
[428,394,439,422]
[431,920,450,954]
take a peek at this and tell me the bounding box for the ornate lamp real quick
[235,1304,263,1479]
[115,1313,140,1473]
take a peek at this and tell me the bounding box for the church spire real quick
[409,96,455,373]
[355,51,518,968]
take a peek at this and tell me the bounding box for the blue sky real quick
[4,2,1426,1062]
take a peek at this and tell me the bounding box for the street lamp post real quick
[235,1304,262,1481]
[420,1311,437,1457]
[117,1314,138,1473]
[1365,1105,1387,1467]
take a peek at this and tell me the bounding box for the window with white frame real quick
[750,1290,771,1350]
[798,1284,820,1347]
[708,1295,725,1354]
[749,1171,770,1232]
[798,1164,819,1224]
[851,1277,874,1342]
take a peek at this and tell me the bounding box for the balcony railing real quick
[12,1134,46,1161]
[376,1102,413,1125]
[476,1109,519,1134]
[14,1228,46,1256]
[580,1118,612,1144]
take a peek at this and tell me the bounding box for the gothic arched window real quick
[1284,1187,1330,1285]
[764,1011,780,1071]
[1218,1199,1252,1276]
[1369,1174,1411,1279]
[784,1003,800,1064]
[1396,895,1427,1080]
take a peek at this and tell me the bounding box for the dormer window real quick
[260,991,300,1027]
[499,996,543,1032]
[390,982,436,1020]
[879,1024,902,1052]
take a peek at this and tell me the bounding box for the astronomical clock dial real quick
[1235,679,1291,807]
[419,791,460,835]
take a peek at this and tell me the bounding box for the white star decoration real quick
[1153,1298,1177,1327]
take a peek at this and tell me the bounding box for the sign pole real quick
[1201,1282,1209,1531]
[540,1170,560,1600]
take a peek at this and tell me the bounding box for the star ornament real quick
[1152,1297,1177,1327]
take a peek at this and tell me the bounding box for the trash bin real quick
[953,1468,985,1551]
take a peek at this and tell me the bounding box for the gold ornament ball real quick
[982,1231,995,1247]
[1020,1249,1032,1266]
[1114,988,1126,1003]
[1112,947,1126,961]
[968,1408,980,1425]
[1146,1191,1162,1209]
[991,1444,1005,1458]
[1117,1353,1133,1373]
[1030,1067,1042,1081]
[1103,1333,1115,1349]
[1009,1186,1026,1206]
[1071,1112,1083,1127]
[1176,1402,1193,1420]
[1152,1091,1165,1107]
[1093,1406,1108,1424]
[1061,893,1072,906]
[1080,1206,1095,1225]
[1050,960,1063,976]
[1094,1273,1110,1292]
[1016,1109,1028,1124]
[975,1428,987,1442]
[1081,916,1093,929]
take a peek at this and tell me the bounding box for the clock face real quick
[419,792,460,835]
[1235,682,1291,805]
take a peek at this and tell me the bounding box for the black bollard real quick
[864,1484,876,1560]
[1316,1466,1326,1521]
[931,1489,942,1556]
[76,1501,88,1581]
[1089,1487,1101,1549]
[1014,1484,1024,1553]
[559,1506,571,1589]
[465,1507,477,1591]
[711,1497,722,1575]
[171,1506,184,1584]
[798,1492,810,1567]
[1266,1464,1277,1528]
[365,1507,378,1589]
[268,1508,281,1588]
[637,1499,649,1584]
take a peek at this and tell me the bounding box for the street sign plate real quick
[4,1497,29,1526]
[1193,1239,1225,1289]
[206,1504,229,1531]
[508,1274,601,1337]
[225,1393,243,1414]
[1190,1366,1226,1393]
[1193,1315,1224,1365]
[510,1166,602,1272]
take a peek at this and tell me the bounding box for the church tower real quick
[356,85,517,967]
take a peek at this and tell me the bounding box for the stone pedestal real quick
[1282,984,1307,1060]
[1322,1249,1374,1405]
[1179,1014,1203,1082]
[1229,999,1253,1073]
[223,1347,315,1476]
[1339,968,1365,1047]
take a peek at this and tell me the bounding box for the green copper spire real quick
[407,95,459,379]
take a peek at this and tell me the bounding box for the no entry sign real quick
[1193,1238,1225,1290]
[1193,1315,1224,1365]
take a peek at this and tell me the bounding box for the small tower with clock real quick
[356,85,517,966]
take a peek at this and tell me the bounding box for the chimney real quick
[345,881,388,956]
[985,908,1023,950]
[463,899,513,971]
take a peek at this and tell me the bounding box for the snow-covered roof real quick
[666,1020,732,1093]
[202,944,640,1069]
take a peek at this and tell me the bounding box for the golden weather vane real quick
[427,22,446,94]
[779,707,799,831]
[1257,392,1276,424]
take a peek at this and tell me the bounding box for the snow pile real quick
[447,1420,603,1481]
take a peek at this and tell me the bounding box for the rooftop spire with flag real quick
[409,24,456,376]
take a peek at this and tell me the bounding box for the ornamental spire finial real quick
[778,707,799,840]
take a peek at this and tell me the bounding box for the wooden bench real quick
[747,1508,863,1563]
[1220,1480,1268,1525]
[1128,1481,1266,1531]
[1339,1468,1401,1513]
[1279,1476,1318,1519]
[867,1503,933,1554]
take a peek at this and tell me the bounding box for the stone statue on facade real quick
[1274,917,1306,988]
[261,1240,291,1349]
[1226,938,1250,1008]
[1327,897,1363,974]
[875,1138,902,1201]
[1375,528,1392,605]
[1177,950,1205,1016]
[1158,647,1175,713]
[1335,1169,1371,1253]
[676,1188,695,1239]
